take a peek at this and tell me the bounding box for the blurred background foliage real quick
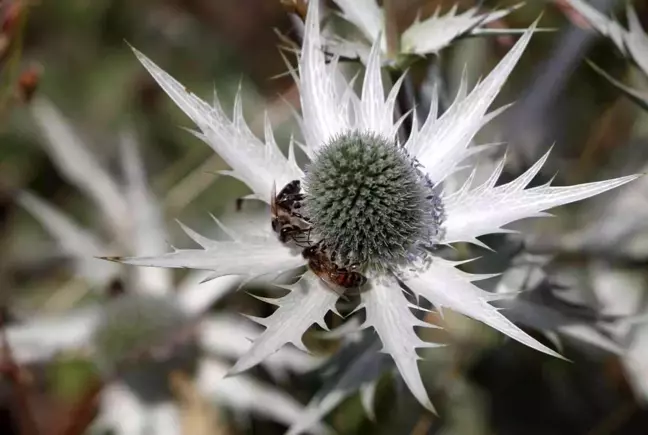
[4,0,648,434]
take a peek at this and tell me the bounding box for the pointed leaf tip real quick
[361,276,439,412]
[409,16,537,183]
[96,256,125,263]
[443,150,640,244]
[130,45,302,203]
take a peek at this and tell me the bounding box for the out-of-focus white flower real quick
[493,253,629,355]
[559,1,648,108]
[321,0,525,64]
[116,0,637,415]
[559,0,645,71]
[286,333,389,435]
[13,100,326,434]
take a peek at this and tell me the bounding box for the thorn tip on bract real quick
[96,256,125,263]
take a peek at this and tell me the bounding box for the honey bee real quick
[271,180,311,245]
[302,242,367,291]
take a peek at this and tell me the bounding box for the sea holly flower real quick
[113,0,638,412]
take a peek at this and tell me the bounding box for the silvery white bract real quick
[560,0,648,109]
[15,100,326,435]
[118,0,637,413]
[323,0,525,63]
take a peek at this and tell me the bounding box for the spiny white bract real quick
[115,0,638,415]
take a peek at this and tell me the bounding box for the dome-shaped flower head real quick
[111,0,638,411]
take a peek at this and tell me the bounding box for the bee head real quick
[279,225,301,244]
[302,245,317,258]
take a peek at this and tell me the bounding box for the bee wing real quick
[326,281,350,301]
[310,266,349,301]
[270,181,278,215]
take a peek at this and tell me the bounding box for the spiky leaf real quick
[360,275,442,412]
[107,222,305,280]
[404,258,564,359]
[229,272,339,375]
[131,49,302,203]
[442,150,639,244]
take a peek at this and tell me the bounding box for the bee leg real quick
[292,231,310,248]
[293,239,308,248]
[292,230,304,245]
[293,228,311,247]
[312,239,324,251]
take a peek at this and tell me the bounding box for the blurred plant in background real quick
[4,0,648,434]
[12,97,325,434]
[558,0,648,110]
[292,0,526,65]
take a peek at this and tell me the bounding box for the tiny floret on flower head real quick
[303,130,444,270]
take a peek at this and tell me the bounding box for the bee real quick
[271,180,311,245]
[302,242,367,290]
